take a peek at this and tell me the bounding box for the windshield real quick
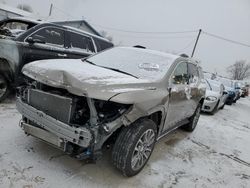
[207,79,221,92]
[205,80,212,90]
[85,47,176,80]
[235,82,241,88]
[219,78,232,88]
[0,20,36,38]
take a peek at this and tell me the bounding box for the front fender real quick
[0,39,19,74]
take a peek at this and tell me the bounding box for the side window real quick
[198,67,204,79]
[31,27,64,47]
[69,32,95,53]
[93,38,101,52]
[188,63,199,84]
[93,38,113,52]
[172,62,188,85]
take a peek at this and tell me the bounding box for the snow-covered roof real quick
[63,25,110,42]
[0,3,32,17]
[4,16,44,24]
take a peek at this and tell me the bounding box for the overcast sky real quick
[2,0,250,77]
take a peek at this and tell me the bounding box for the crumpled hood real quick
[22,59,160,103]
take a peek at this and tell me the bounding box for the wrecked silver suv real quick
[16,47,206,176]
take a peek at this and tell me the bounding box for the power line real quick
[176,38,197,53]
[202,31,250,48]
[48,5,250,49]
[110,33,197,39]
[89,22,199,34]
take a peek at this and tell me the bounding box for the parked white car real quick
[202,79,228,114]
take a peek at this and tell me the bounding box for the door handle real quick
[57,53,67,57]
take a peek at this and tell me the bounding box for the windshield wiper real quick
[100,66,139,79]
[82,59,138,79]
[82,59,96,65]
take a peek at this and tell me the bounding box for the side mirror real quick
[26,36,45,44]
[26,37,35,44]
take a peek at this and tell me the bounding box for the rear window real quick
[93,38,113,52]
[69,32,95,53]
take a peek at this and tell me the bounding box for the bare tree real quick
[227,60,250,80]
[17,4,33,13]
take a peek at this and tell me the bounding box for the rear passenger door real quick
[187,62,200,117]
[65,31,95,59]
[163,62,189,131]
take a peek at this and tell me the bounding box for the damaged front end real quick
[16,80,131,160]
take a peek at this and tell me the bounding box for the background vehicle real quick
[216,77,238,105]
[0,17,113,102]
[202,79,228,114]
[241,82,249,97]
[231,80,243,100]
[16,47,206,177]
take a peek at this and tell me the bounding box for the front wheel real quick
[210,101,219,115]
[112,119,157,177]
[220,103,225,109]
[0,74,10,102]
[182,103,201,132]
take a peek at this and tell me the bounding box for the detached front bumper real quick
[16,98,92,149]
[202,100,218,112]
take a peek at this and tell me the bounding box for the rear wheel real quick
[0,74,10,102]
[182,104,201,132]
[112,119,157,177]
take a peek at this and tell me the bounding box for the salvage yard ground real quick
[0,97,250,188]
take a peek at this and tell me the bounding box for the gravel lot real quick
[0,97,250,188]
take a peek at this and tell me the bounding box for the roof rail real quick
[133,45,146,49]
[179,53,189,58]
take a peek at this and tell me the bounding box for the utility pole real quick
[191,29,202,57]
[49,3,53,17]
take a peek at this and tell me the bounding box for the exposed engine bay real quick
[16,78,131,159]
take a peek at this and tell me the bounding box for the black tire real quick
[0,74,10,103]
[226,100,233,105]
[112,119,157,177]
[210,101,219,115]
[220,103,225,109]
[182,103,201,132]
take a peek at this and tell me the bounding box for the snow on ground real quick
[0,97,250,188]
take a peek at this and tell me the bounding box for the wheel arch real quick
[199,97,205,106]
[0,58,14,83]
[100,109,164,150]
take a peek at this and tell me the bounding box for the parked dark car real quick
[0,17,113,102]
[216,77,238,105]
[17,47,206,176]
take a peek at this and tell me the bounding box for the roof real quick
[2,16,44,24]
[53,19,101,37]
[1,17,112,42]
[62,25,111,42]
[0,3,32,17]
